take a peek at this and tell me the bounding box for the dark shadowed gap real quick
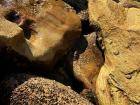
[5,11,34,39]
[20,19,34,39]
[81,20,95,35]
[5,10,20,22]
[113,0,120,3]
[63,0,88,12]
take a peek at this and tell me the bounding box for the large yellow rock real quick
[0,0,81,70]
[89,0,140,105]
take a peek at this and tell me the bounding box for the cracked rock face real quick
[10,77,93,105]
[0,0,81,69]
[89,0,140,105]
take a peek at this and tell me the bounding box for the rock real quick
[67,32,104,89]
[0,0,81,70]
[63,0,93,35]
[78,9,89,21]
[89,0,140,105]
[80,89,98,104]
[119,0,140,8]
[10,77,93,105]
[63,0,88,12]
[0,73,33,105]
[63,0,89,23]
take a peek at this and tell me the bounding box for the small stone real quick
[97,37,102,41]
[125,74,132,79]
[113,50,119,55]
[102,46,105,50]
[108,40,113,44]
[125,44,130,48]
[93,43,96,47]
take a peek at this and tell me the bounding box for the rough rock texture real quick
[10,77,93,105]
[80,89,98,104]
[78,9,89,21]
[63,0,88,12]
[63,0,89,23]
[0,0,81,70]
[0,73,33,105]
[67,33,104,89]
[63,0,89,24]
[89,0,140,105]
[119,0,140,8]
[63,0,97,39]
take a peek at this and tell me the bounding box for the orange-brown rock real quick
[0,0,81,70]
[68,33,104,89]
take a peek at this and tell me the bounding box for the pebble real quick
[125,74,132,79]
[113,50,119,55]
[97,37,102,41]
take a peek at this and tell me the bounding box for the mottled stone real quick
[10,77,93,105]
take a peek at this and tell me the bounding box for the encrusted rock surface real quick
[89,0,140,104]
[10,77,93,105]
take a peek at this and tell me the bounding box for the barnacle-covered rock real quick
[10,77,93,105]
